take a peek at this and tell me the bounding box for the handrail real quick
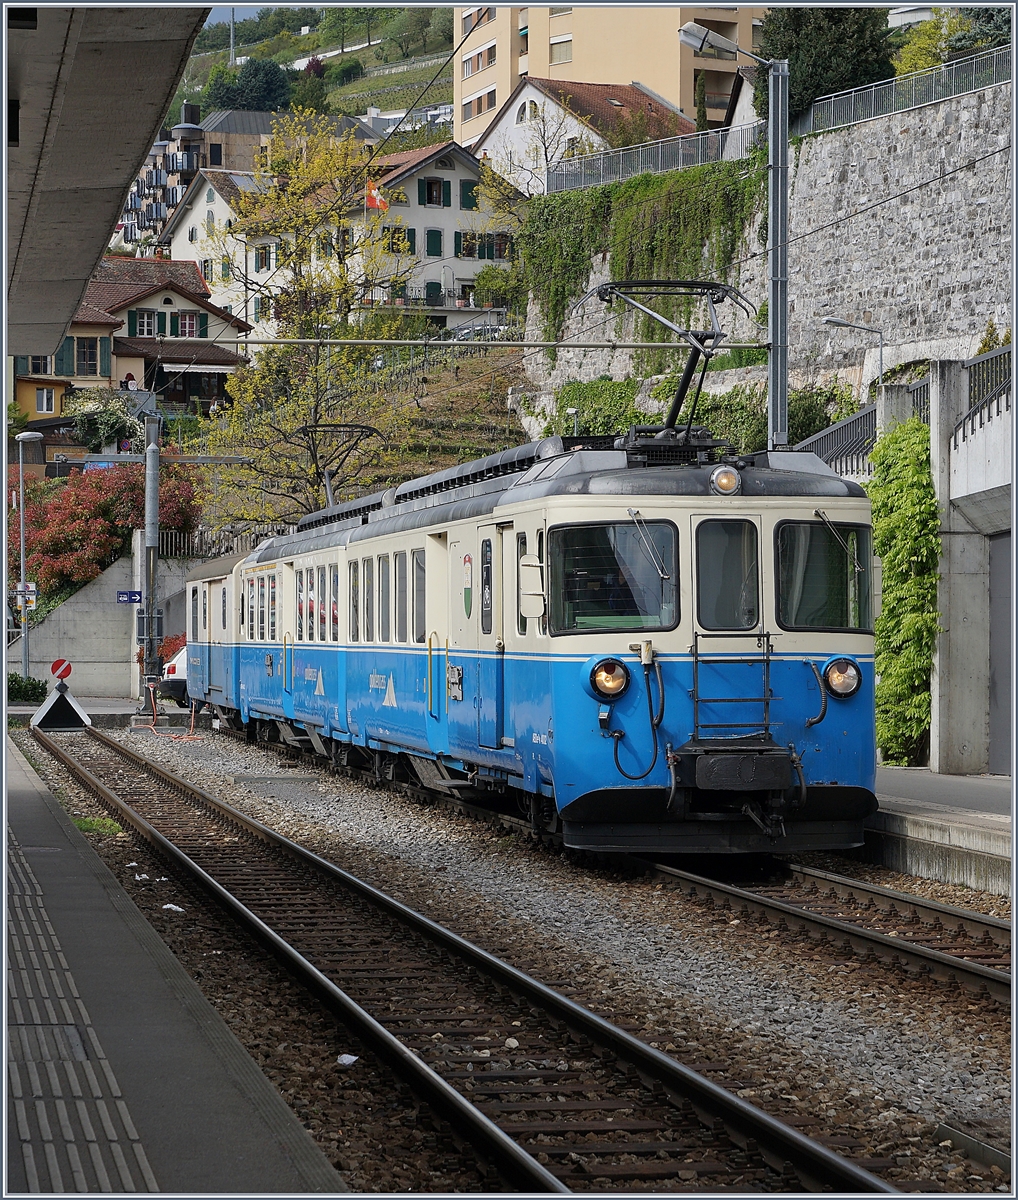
[953,375,1012,449]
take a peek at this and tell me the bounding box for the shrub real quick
[7,673,47,703]
[542,377,644,437]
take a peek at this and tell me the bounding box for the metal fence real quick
[909,377,931,425]
[795,404,878,478]
[546,121,765,193]
[791,45,1011,136]
[158,526,294,559]
[954,344,1012,449]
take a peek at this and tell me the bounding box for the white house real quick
[158,142,513,338]
[468,77,693,196]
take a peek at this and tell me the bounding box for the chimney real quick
[181,102,201,126]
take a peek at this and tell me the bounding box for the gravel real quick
[17,727,1012,1193]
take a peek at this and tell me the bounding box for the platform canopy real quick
[7,6,209,356]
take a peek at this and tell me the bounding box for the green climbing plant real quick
[541,377,645,437]
[866,418,941,766]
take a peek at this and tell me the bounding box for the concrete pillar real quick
[876,382,913,432]
[928,360,990,775]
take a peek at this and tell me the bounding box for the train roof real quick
[244,441,865,564]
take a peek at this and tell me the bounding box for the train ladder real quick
[691,630,776,741]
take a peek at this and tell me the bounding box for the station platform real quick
[5,738,345,1194]
[864,767,1012,896]
[7,695,209,730]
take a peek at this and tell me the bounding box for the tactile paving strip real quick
[7,830,160,1193]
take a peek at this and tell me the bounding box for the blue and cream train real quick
[187,430,878,855]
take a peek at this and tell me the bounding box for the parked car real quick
[157,646,189,707]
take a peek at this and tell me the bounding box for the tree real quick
[383,10,417,59]
[204,64,239,110]
[289,73,330,114]
[947,6,1011,52]
[428,7,454,47]
[233,57,292,111]
[320,7,354,52]
[894,7,971,74]
[695,71,708,132]
[304,55,325,79]
[406,7,434,52]
[63,387,144,454]
[478,96,598,206]
[754,9,895,120]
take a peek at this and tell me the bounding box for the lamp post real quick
[14,431,44,679]
[565,407,579,436]
[679,22,789,449]
[823,316,884,392]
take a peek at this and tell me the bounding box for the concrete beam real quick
[7,7,209,355]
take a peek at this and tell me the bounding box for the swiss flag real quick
[365,180,389,212]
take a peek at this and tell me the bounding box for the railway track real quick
[644,861,1011,1005]
[32,726,898,1195]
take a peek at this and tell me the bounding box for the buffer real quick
[30,681,92,732]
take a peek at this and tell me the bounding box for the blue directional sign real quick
[117,590,143,604]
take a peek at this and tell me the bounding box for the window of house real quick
[221,256,231,280]
[206,211,215,234]
[29,356,51,374]
[461,89,497,122]
[76,338,98,376]
[252,296,261,322]
[136,309,156,336]
[550,35,573,64]
[188,227,198,242]
[178,311,198,338]
[425,178,444,205]
[209,144,223,166]
[462,40,496,78]
[460,179,478,210]
[201,260,213,281]
[254,245,270,271]
[205,187,215,203]
[35,388,54,413]
[462,6,495,36]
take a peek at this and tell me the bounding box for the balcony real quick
[518,53,529,74]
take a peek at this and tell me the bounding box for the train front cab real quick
[185,554,245,710]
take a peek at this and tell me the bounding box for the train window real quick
[202,587,207,631]
[258,577,266,640]
[318,566,327,641]
[222,587,227,630]
[362,558,374,641]
[330,564,339,641]
[240,587,245,633]
[306,567,315,642]
[537,530,547,636]
[394,551,407,642]
[412,550,426,644]
[517,533,528,636]
[247,578,255,640]
[549,522,678,634]
[378,555,391,641]
[349,561,360,642]
[480,539,492,635]
[268,574,277,641]
[776,521,873,631]
[296,570,304,640]
[696,520,758,630]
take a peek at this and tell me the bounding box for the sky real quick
[206,7,274,25]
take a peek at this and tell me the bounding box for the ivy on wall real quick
[516,156,767,363]
[866,418,941,766]
[541,377,644,437]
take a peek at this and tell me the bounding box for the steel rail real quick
[645,860,1010,1004]
[31,727,568,1194]
[37,727,897,1195]
[784,863,1011,943]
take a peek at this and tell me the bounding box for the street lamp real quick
[679,21,789,449]
[14,431,44,679]
[823,316,884,390]
[565,407,579,436]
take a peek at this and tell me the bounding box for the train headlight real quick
[709,465,742,495]
[824,658,861,698]
[591,658,631,699]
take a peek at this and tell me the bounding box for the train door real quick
[189,583,208,697]
[447,535,474,755]
[476,523,507,749]
[424,532,449,754]
[208,580,226,695]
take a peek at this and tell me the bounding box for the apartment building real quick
[454,6,765,148]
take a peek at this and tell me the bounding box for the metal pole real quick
[767,58,790,449]
[18,440,29,679]
[878,331,884,389]
[143,415,160,683]
[229,7,235,65]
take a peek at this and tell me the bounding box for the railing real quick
[791,45,1011,136]
[954,345,1012,449]
[363,287,503,309]
[795,404,877,478]
[546,121,765,193]
[909,377,930,424]
[158,526,295,560]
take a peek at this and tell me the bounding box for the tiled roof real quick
[71,300,123,328]
[373,141,456,175]
[200,110,376,140]
[90,257,210,306]
[525,79,694,140]
[112,338,248,365]
[202,169,263,210]
[77,275,252,332]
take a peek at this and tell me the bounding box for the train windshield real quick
[777,521,873,631]
[549,522,678,634]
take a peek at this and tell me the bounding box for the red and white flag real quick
[365,180,388,212]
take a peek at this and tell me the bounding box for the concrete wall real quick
[950,402,1012,534]
[522,80,1011,400]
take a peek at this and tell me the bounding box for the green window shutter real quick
[442,179,451,208]
[221,256,231,280]
[170,313,180,337]
[418,179,427,206]
[406,227,416,254]
[157,311,166,335]
[426,229,442,257]
[14,356,29,375]
[99,337,111,378]
[199,312,209,338]
[253,296,261,322]
[127,309,138,337]
[460,180,477,210]
[54,337,75,376]
[454,231,462,258]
